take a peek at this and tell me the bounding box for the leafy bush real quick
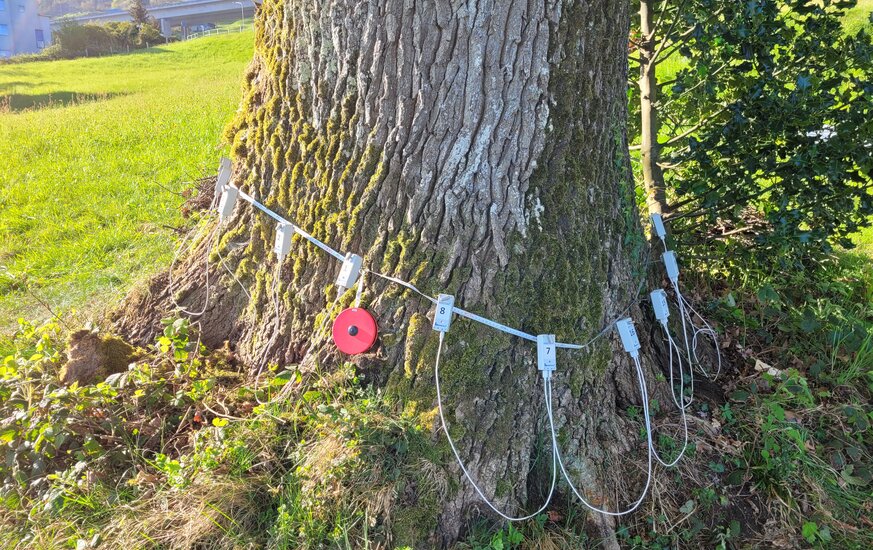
[0,318,220,520]
[630,0,873,261]
[46,19,165,59]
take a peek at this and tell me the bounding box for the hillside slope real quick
[0,32,254,331]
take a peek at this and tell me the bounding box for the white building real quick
[0,0,52,58]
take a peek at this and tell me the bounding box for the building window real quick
[0,25,9,36]
[35,29,44,48]
[18,4,24,13]
[0,1,6,11]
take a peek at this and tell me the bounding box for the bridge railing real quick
[186,24,252,41]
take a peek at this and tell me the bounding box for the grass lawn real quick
[844,0,873,34]
[0,32,254,331]
[854,225,873,257]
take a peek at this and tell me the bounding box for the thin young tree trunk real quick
[639,0,669,215]
[119,0,665,546]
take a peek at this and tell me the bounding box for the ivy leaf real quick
[0,427,16,443]
[802,521,818,543]
[679,499,696,514]
[303,390,322,402]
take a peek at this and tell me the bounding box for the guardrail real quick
[186,24,252,41]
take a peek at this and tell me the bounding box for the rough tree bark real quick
[119,0,669,547]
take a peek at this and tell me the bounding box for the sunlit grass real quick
[0,31,253,329]
[853,225,873,258]
[843,0,873,35]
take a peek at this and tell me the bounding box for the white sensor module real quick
[650,289,670,324]
[649,288,670,325]
[214,157,232,197]
[662,250,680,283]
[218,186,239,223]
[537,334,557,377]
[616,318,641,357]
[274,222,294,260]
[650,213,667,240]
[433,294,455,332]
[336,253,363,289]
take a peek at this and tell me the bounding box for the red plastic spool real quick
[332,308,378,355]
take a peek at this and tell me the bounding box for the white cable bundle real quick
[651,214,722,381]
[434,331,558,521]
[649,289,690,467]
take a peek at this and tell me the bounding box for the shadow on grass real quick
[0,91,122,112]
[0,80,58,93]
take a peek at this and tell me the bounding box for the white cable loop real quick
[167,215,220,317]
[434,332,557,521]
[649,325,689,467]
[548,355,653,516]
[672,280,721,380]
[666,329,693,409]
[682,294,722,380]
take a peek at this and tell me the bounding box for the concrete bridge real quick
[53,0,257,38]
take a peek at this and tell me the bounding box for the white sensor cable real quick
[434,331,558,521]
[650,327,689,468]
[665,327,693,409]
[354,269,366,308]
[681,292,722,380]
[168,215,221,317]
[273,261,282,328]
[672,281,721,380]
[213,241,253,300]
[548,354,654,516]
[253,259,286,391]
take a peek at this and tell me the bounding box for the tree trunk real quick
[119,0,666,546]
[639,0,669,215]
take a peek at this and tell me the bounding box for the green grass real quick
[843,0,873,35]
[853,225,873,257]
[0,31,254,330]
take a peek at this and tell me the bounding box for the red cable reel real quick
[332,307,378,355]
